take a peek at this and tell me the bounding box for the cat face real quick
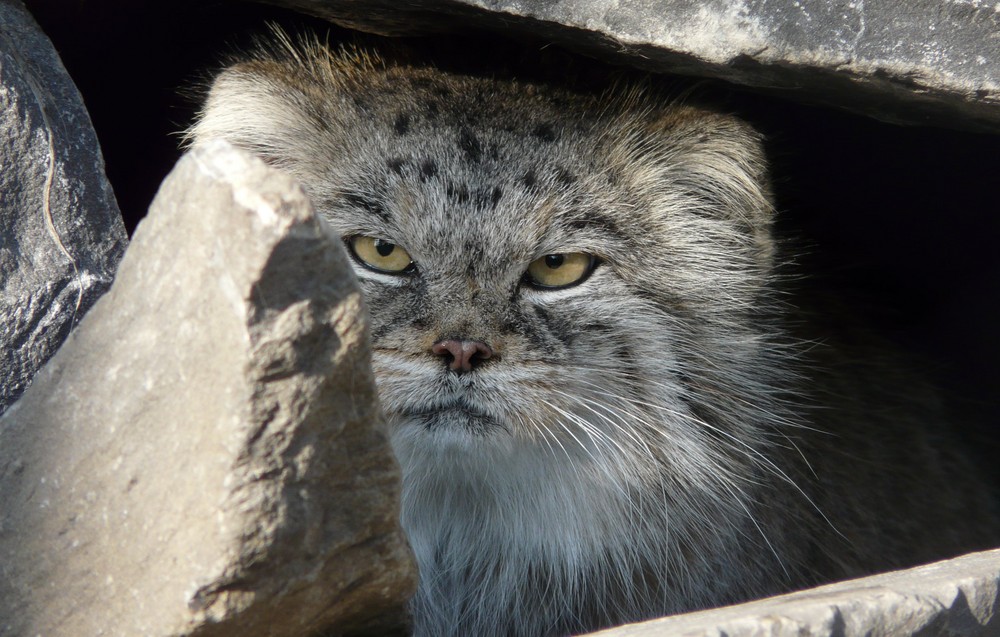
[192,51,774,452]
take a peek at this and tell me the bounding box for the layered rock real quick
[265,0,1000,132]
[0,0,126,414]
[0,141,415,636]
[587,548,1000,637]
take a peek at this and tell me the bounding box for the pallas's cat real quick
[187,38,998,637]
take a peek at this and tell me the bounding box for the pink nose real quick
[431,339,494,373]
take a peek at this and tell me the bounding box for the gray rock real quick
[0,0,127,413]
[0,141,416,636]
[0,0,126,415]
[264,0,1000,132]
[585,548,1000,636]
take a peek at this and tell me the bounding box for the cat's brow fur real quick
[187,35,998,637]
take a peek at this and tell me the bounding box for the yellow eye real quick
[348,235,414,273]
[525,253,595,289]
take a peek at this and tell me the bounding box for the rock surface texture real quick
[0,0,126,414]
[0,141,416,636]
[585,548,1000,637]
[266,0,1000,132]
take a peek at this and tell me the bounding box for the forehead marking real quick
[458,127,483,163]
[394,112,411,135]
[343,192,389,221]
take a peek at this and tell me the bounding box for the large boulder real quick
[0,0,126,414]
[264,0,1000,133]
[0,141,416,636]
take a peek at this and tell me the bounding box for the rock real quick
[0,0,127,414]
[584,548,1000,636]
[263,0,1000,133]
[0,141,416,636]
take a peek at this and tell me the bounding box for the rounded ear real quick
[612,104,777,272]
[183,35,382,173]
[183,61,317,169]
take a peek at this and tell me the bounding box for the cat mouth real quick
[406,400,507,434]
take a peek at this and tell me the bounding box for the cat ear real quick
[184,61,321,169]
[185,35,387,166]
[619,106,777,271]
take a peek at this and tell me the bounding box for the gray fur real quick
[187,36,998,637]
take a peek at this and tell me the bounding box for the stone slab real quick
[586,548,1000,637]
[263,0,1000,132]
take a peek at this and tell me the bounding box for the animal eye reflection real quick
[348,235,415,274]
[525,252,596,289]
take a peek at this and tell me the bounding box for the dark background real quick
[26,0,1000,476]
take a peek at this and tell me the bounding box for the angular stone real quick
[0,0,127,414]
[0,141,416,636]
[586,548,1000,637]
[264,0,1000,132]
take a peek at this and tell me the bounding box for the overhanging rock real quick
[263,0,1000,133]
[0,140,416,636]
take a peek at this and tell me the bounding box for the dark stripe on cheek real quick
[533,305,572,346]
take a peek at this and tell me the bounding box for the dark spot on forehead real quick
[567,214,628,242]
[343,192,389,220]
[521,169,537,189]
[420,159,438,180]
[489,186,503,208]
[435,86,452,98]
[458,128,483,163]
[410,77,434,89]
[425,100,439,119]
[394,113,411,135]
[471,186,502,210]
[555,167,576,187]
[463,239,484,275]
[447,182,471,204]
[387,157,407,175]
[350,95,370,113]
[533,123,557,142]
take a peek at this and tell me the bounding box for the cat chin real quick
[405,404,507,434]
[388,410,519,458]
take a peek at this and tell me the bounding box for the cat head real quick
[188,38,782,487]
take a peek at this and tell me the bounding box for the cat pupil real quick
[375,239,395,257]
[545,254,564,269]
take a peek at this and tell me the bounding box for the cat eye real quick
[347,235,415,274]
[525,252,596,289]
